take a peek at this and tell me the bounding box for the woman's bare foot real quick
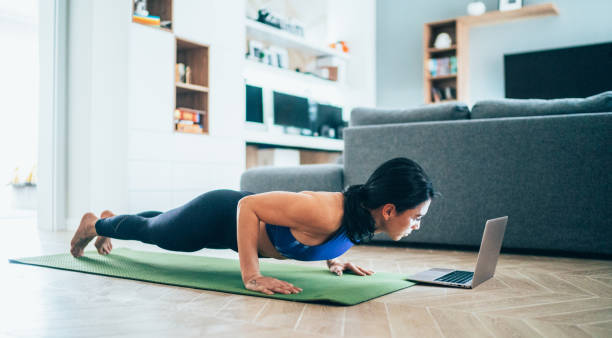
[95,210,114,255]
[70,212,99,257]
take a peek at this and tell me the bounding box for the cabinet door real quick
[173,0,216,45]
[128,24,175,132]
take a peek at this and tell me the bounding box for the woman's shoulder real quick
[245,190,344,233]
[299,191,345,231]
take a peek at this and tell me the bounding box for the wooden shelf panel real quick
[426,18,457,28]
[427,46,457,53]
[176,38,209,88]
[428,74,457,81]
[459,3,559,27]
[246,19,349,60]
[176,82,209,93]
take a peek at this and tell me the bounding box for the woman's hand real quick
[327,260,374,276]
[244,275,302,295]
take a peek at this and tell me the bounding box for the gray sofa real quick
[240,92,612,256]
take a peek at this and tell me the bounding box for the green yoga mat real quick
[9,248,414,306]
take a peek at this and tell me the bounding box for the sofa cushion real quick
[240,164,344,193]
[471,91,612,119]
[350,102,470,126]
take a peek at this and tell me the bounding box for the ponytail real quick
[342,184,376,244]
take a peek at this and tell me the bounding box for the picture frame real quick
[268,46,289,69]
[499,0,522,11]
[248,40,264,60]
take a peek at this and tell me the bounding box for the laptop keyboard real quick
[434,270,474,284]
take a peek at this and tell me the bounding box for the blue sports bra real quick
[265,223,354,261]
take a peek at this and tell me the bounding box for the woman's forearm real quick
[236,197,261,284]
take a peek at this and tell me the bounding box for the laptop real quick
[405,216,508,289]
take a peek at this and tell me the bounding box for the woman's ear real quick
[382,203,395,220]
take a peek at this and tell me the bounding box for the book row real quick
[428,56,457,77]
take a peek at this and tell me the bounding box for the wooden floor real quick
[1,217,611,338]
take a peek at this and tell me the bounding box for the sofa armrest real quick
[240,164,344,193]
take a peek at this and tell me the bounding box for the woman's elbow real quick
[237,196,252,209]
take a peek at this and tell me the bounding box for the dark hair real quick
[341,157,438,244]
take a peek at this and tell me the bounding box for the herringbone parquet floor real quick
[1,217,611,337]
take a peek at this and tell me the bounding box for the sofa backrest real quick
[342,112,612,254]
[471,91,612,119]
[350,102,470,126]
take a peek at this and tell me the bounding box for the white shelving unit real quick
[244,58,344,88]
[244,130,344,152]
[244,17,348,169]
[245,19,350,60]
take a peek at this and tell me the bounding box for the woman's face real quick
[375,199,431,241]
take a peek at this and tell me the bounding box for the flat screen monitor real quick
[273,91,310,129]
[504,42,612,99]
[315,103,343,132]
[246,84,263,123]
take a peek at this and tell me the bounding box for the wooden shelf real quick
[423,3,560,104]
[176,82,209,93]
[459,3,559,27]
[427,46,457,53]
[246,19,350,60]
[428,74,457,81]
[175,37,209,135]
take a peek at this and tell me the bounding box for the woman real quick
[70,157,437,295]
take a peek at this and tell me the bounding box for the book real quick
[176,123,203,133]
[174,119,195,125]
[431,87,442,102]
[133,15,161,26]
[428,59,436,76]
[428,56,457,77]
[134,14,161,20]
[174,108,204,123]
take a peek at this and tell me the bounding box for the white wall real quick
[67,0,130,227]
[327,0,377,111]
[0,1,39,212]
[64,0,375,229]
[468,0,612,103]
[376,0,612,107]
[66,0,246,228]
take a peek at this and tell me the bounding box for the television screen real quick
[315,103,343,133]
[273,91,310,129]
[246,84,263,123]
[504,42,612,99]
